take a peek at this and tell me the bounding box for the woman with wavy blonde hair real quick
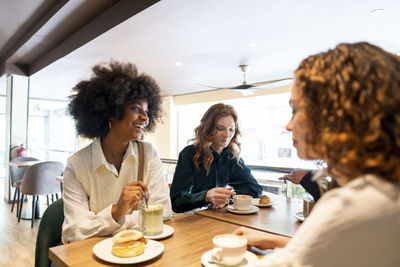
[170,103,262,213]
[234,42,400,266]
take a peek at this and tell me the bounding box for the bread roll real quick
[112,230,147,257]
[259,195,271,205]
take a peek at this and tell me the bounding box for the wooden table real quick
[195,194,303,237]
[49,214,262,267]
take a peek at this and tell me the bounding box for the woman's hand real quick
[205,187,236,208]
[233,227,290,250]
[279,169,309,184]
[112,181,148,221]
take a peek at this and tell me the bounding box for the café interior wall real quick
[143,96,177,159]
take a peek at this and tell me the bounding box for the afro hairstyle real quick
[68,60,163,138]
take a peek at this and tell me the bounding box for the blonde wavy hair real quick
[191,103,242,174]
[295,42,400,183]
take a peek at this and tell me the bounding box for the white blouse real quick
[62,138,172,243]
[258,175,400,267]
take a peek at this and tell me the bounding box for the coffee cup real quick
[139,203,163,236]
[232,195,252,210]
[303,199,315,217]
[211,234,247,265]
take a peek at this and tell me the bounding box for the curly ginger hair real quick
[295,42,400,183]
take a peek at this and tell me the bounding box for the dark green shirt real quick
[170,145,263,213]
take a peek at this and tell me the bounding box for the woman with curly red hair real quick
[170,103,262,213]
[234,42,400,266]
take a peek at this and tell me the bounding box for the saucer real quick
[227,205,259,215]
[294,211,306,222]
[201,249,258,267]
[144,224,174,239]
[133,224,174,240]
[251,198,276,208]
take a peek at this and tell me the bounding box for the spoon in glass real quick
[144,191,150,208]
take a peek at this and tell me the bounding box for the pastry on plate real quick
[259,195,271,205]
[112,230,147,257]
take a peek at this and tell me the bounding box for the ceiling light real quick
[174,62,183,66]
[235,89,254,96]
[369,8,385,16]
[248,43,257,47]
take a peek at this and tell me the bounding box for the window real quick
[177,93,317,170]
[27,99,77,163]
[176,92,318,199]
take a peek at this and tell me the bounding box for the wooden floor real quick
[0,178,50,267]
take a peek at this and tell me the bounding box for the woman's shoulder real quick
[347,175,400,207]
[222,148,244,164]
[132,140,158,158]
[317,175,400,223]
[136,140,154,150]
[66,142,94,172]
[179,144,196,156]
[68,142,93,162]
[324,175,399,199]
[221,147,238,158]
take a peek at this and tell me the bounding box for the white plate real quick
[227,205,259,214]
[144,224,174,240]
[201,249,259,267]
[92,238,164,264]
[251,198,276,208]
[294,211,306,222]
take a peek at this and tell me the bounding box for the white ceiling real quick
[2,0,400,100]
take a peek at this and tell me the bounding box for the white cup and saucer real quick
[227,195,259,215]
[201,234,259,266]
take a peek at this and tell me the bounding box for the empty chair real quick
[18,161,64,228]
[9,156,39,214]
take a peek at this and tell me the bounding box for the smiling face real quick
[211,115,236,153]
[110,100,149,142]
[286,83,319,160]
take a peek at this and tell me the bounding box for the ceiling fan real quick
[200,65,292,90]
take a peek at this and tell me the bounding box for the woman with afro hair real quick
[62,61,172,243]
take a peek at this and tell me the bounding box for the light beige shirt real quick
[258,175,400,267]
[62,138,172,243]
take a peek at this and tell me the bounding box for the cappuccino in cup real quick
[139,203,163,236]
[232,195,252,210]
[211,234,247,265]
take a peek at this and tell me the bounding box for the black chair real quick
[35,198,64,267]
[18,161,64,227]
[9,156,39,215]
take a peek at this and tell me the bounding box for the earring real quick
[109,121,111,129]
